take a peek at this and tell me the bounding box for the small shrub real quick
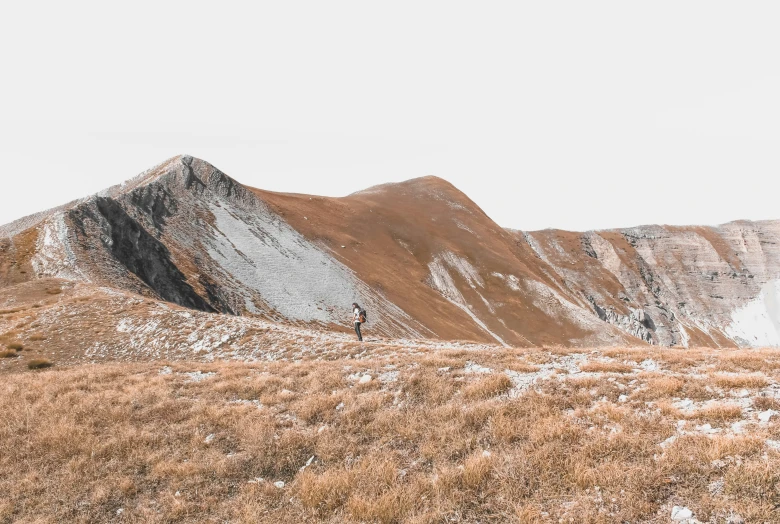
[753,396,780,411]
[28,359,53,370]
[45,288,62,295]
[29,334,46,342]
[0,350,19,358]
[7,342,23,351]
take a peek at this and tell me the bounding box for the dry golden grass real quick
[463,373,512,400]
[0,350,18,358]
[0,348,777,523]
[645,375,685,397]
[711,373,768,390]
[690,404,744,423]
[754,396,780,411]
[578,361,633,373]
[7,342,23,351]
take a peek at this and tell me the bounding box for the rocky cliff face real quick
[2,155,779,348]
[516,222,780,347]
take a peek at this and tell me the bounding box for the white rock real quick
[766,439,780,451]
[640,359,658,372]
[618,394,628,403]
[317,425,327,434]
[671,506,693,521]
[675,399,694,410]
[482,450,491,458]
[660,435,677,449]
[274,481,285,489]
[116,508,124,516]
[695,423,717,434]
[204,433,215,444]
[464,361,492,374]
[359,374,373,384]
[758,409,777,423]
[735,389,750,398]
[335,402,345,411]
[726,514,745,524]
[175,491,181,497]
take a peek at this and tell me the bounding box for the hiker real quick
[352,302,366,341]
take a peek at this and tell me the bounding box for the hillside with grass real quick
[2,343,779,522]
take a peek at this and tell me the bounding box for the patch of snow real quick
[726,279,780,347]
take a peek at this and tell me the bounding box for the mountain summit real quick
[2,155,779,347]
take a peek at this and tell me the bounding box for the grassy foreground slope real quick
[2,346,780,523]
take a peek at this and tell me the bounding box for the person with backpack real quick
[352,302,366,341]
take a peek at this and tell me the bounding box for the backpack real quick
[359,308,367,323]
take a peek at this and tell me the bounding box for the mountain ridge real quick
[2,155,779,348]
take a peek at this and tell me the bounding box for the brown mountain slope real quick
[252,177,633,347]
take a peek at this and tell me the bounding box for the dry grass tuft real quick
[0,350,19,358]
[506,362,540,373]
[27,358,53,370]
[690,404,744,423]
[28,334,46,342]
[7,342,23,351]
[646,375,684,397]
[463,373,513,400]
[753,396,780,411]
[578,361,633,373]
[711,373,768,389]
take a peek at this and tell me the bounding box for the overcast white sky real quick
[1,1,778,231]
